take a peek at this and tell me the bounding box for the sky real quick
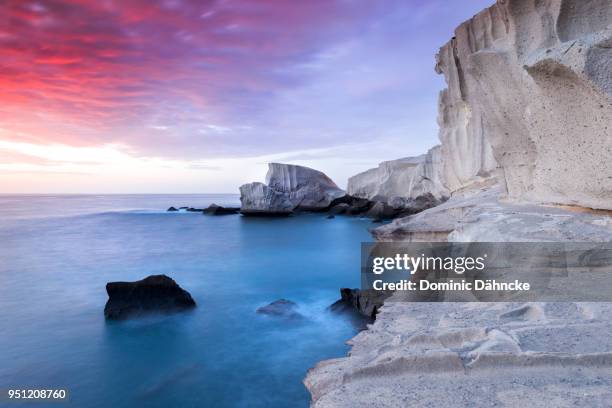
[0,0,493,193]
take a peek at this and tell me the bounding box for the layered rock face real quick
[240,163,345,214]
[266,163,345,210]
[436,0,612,209]
[239,182,294,215]
[306,302,612,407]
[347,146,449,205]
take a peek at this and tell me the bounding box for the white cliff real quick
[347,146,449,204]
[348,0,612,210]
[435,0,611,209]
[240,163,345,214]
[265,163,345,210]
[239,182,295,215]
[306,0,612,406]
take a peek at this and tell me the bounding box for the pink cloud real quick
[0,0,369,147]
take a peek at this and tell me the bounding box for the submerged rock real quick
[104,275,196,320]
[329,288,392,319]
[329,203,350,215]
[203,204,239,215]
[256,299,303,319]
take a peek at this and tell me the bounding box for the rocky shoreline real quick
[238,162,444,221]
[304,0,612,406]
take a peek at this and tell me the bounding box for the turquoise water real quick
[0,195,373,408]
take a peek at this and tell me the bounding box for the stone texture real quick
[104,275,196,320]
[306,1,612,405]
[239,163,346,214]
[372,183,612,243]
[435,0,612,209]
[347,146,449,205]
[306,302,612,408]
[349,0,611,211]
[239,182,294,215]
[265,163,345,210]
[329,288,393,319]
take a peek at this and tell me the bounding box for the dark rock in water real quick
[167,206,179,212]
[256,299,303,319]
[365,202,398,220]
[329,203,350,215]
[104,275,196,320]
[203,204,239,215]
[326,214,335,219]
[179,207,188,210]
[346,198,373,215]
[186,207,203,212]
[329,288,392,319]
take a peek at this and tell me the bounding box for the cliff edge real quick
[306,1,612,406]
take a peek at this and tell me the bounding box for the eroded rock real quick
[239,182,294,215]
[329,288,392,319]
[239,164,346,214]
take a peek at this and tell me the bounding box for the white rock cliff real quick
[347,146,449,204]
[306,1,612,406]
[348,0,611,210]
[240,163,345,214]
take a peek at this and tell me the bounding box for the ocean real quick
[0,194,373,408]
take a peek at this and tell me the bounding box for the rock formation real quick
[329,288,392,319]
[256,299,303,320]
[104,275,196,320]
[240,163,345,215]
[306,0,612,405]
[266,163,345,210]
[434,0,612,209]
[239,182,295,215]
[347,146,449,206]
[306,302,612,407]
[348,0,611,211]
[202,204,240,215]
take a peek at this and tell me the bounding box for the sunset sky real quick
[0,0,492,193]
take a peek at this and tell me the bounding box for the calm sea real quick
[0,194,373,407]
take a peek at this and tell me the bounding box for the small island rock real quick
[256,299,303,319]
[104,275,196,320]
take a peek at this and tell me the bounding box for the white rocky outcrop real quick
[347,146,449,204]
[306,301,612,407]
[239,182,294,215]
[348,0,611,210]
[239,163,345,214]
[265,163,345,210]
[306,1,612,405]
[435,0,611,209]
